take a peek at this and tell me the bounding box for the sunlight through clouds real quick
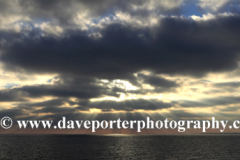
[0,0,240,134]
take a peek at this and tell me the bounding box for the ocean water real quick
[0,135,239,160]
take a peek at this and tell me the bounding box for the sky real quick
[0,0,240,134]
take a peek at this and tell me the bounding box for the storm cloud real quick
[2,15,240,79]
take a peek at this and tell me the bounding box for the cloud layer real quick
[0,0,240,133]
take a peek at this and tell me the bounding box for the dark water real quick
[0,135,239,160]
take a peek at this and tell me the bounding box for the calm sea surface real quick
[0,135,239,160]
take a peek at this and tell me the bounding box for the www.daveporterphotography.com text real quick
[1,117,240,133]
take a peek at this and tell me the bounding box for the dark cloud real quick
[2,15,240,80]
[178,96,240,108]
[213,82,240,88]
[219,106,240,112]
[137,73,179,92]
[18,98,69,109]
[10,96,174,117]
[0,73,179,103]
[0,76,126,101]
[0,108,27,118]
[205,96,240,106]
[0,72,179,103]
[0,89,27,102]
[178,100,210,108]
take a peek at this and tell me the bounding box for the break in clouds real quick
[0,0,240,130]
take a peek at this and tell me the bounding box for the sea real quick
[0,135,239,160]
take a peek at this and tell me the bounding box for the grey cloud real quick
[178,100,210,108]
[0,74,175,103]
[0,76,124,101]
[215,1,240,14]
[2,15,240,80]
[0,89,27,102]
[179,96,240,108]
[219,106,240,112]
[137,73,179,92]
[213,82,240,88]
[13,97,173,115]
[0,0,186,28]
[0,108,27,118]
